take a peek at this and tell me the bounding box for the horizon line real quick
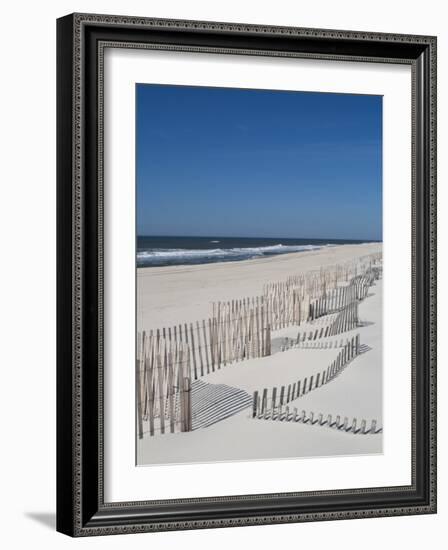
[136,234,382,242]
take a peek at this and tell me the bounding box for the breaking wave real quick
[137,243,328,267]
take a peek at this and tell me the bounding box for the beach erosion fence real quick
[136,332,193,438]
[257,408,382,436]
[263,256,381,330]
[137,252,382,438]
[288,301,359,347]
[252,334,361,419]
[145,300,273,382]
[136,301,272,437]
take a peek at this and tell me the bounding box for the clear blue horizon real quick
[136,84,382,241]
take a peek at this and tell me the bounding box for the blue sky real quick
[136,84,382,241]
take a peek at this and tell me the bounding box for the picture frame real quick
[56,13,437,537]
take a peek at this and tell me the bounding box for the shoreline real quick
[137,241,382,273]
[137,242,382,332]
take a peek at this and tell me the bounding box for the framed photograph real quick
[57,13,437,536]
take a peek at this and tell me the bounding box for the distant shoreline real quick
[137,241,382,271]
[136,236,382,269]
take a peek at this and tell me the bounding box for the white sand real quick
[137,243,382,465]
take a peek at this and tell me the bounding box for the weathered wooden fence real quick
[306,269,377,323]
[261,285,310,329]
[136,333,193,438]
[281,337,354,352]
[210,298,272,363]
[285,252,382,293]
[291,302,359,346]
[308,283,357,321]
[351,270,378,299]
[252,335,361,418]
[255,407,382,435]
[137,299,274,437]
[143,306,271,384]
[262,253,382,330]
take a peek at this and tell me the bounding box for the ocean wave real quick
[137,243,328,267]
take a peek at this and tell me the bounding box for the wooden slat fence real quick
[287,302,359,349]
[256,287,309,330]
[137,300,274,437]
[263,253,382,330]
[142,307,271,380]
[307,268,378,322]
[308,283,357,321]
[281,337,350,352]
[255,407,382,435]
[285,252,382,294]
[210,297,272,364]
[137,332,192,438]
[252,334,360,418]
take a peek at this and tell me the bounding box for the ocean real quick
[136,236,375,268]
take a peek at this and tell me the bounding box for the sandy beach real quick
[137,243,383,465]
[137,242,382,331]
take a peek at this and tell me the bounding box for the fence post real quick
[252,391,258,418]
[147,355,154,436]
[200,320,208,374]
[184,377,192,431]
[280,385,285,405]
[272,387,277,409]
[208,318,215,371]
[261,388,268,416]
[136,358,143,439]
[189,323,198,380]
[167,353,175,433]
[156,353,165,435]
[266,324,271,356]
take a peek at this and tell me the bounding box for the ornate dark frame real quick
[56,13,437,537]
